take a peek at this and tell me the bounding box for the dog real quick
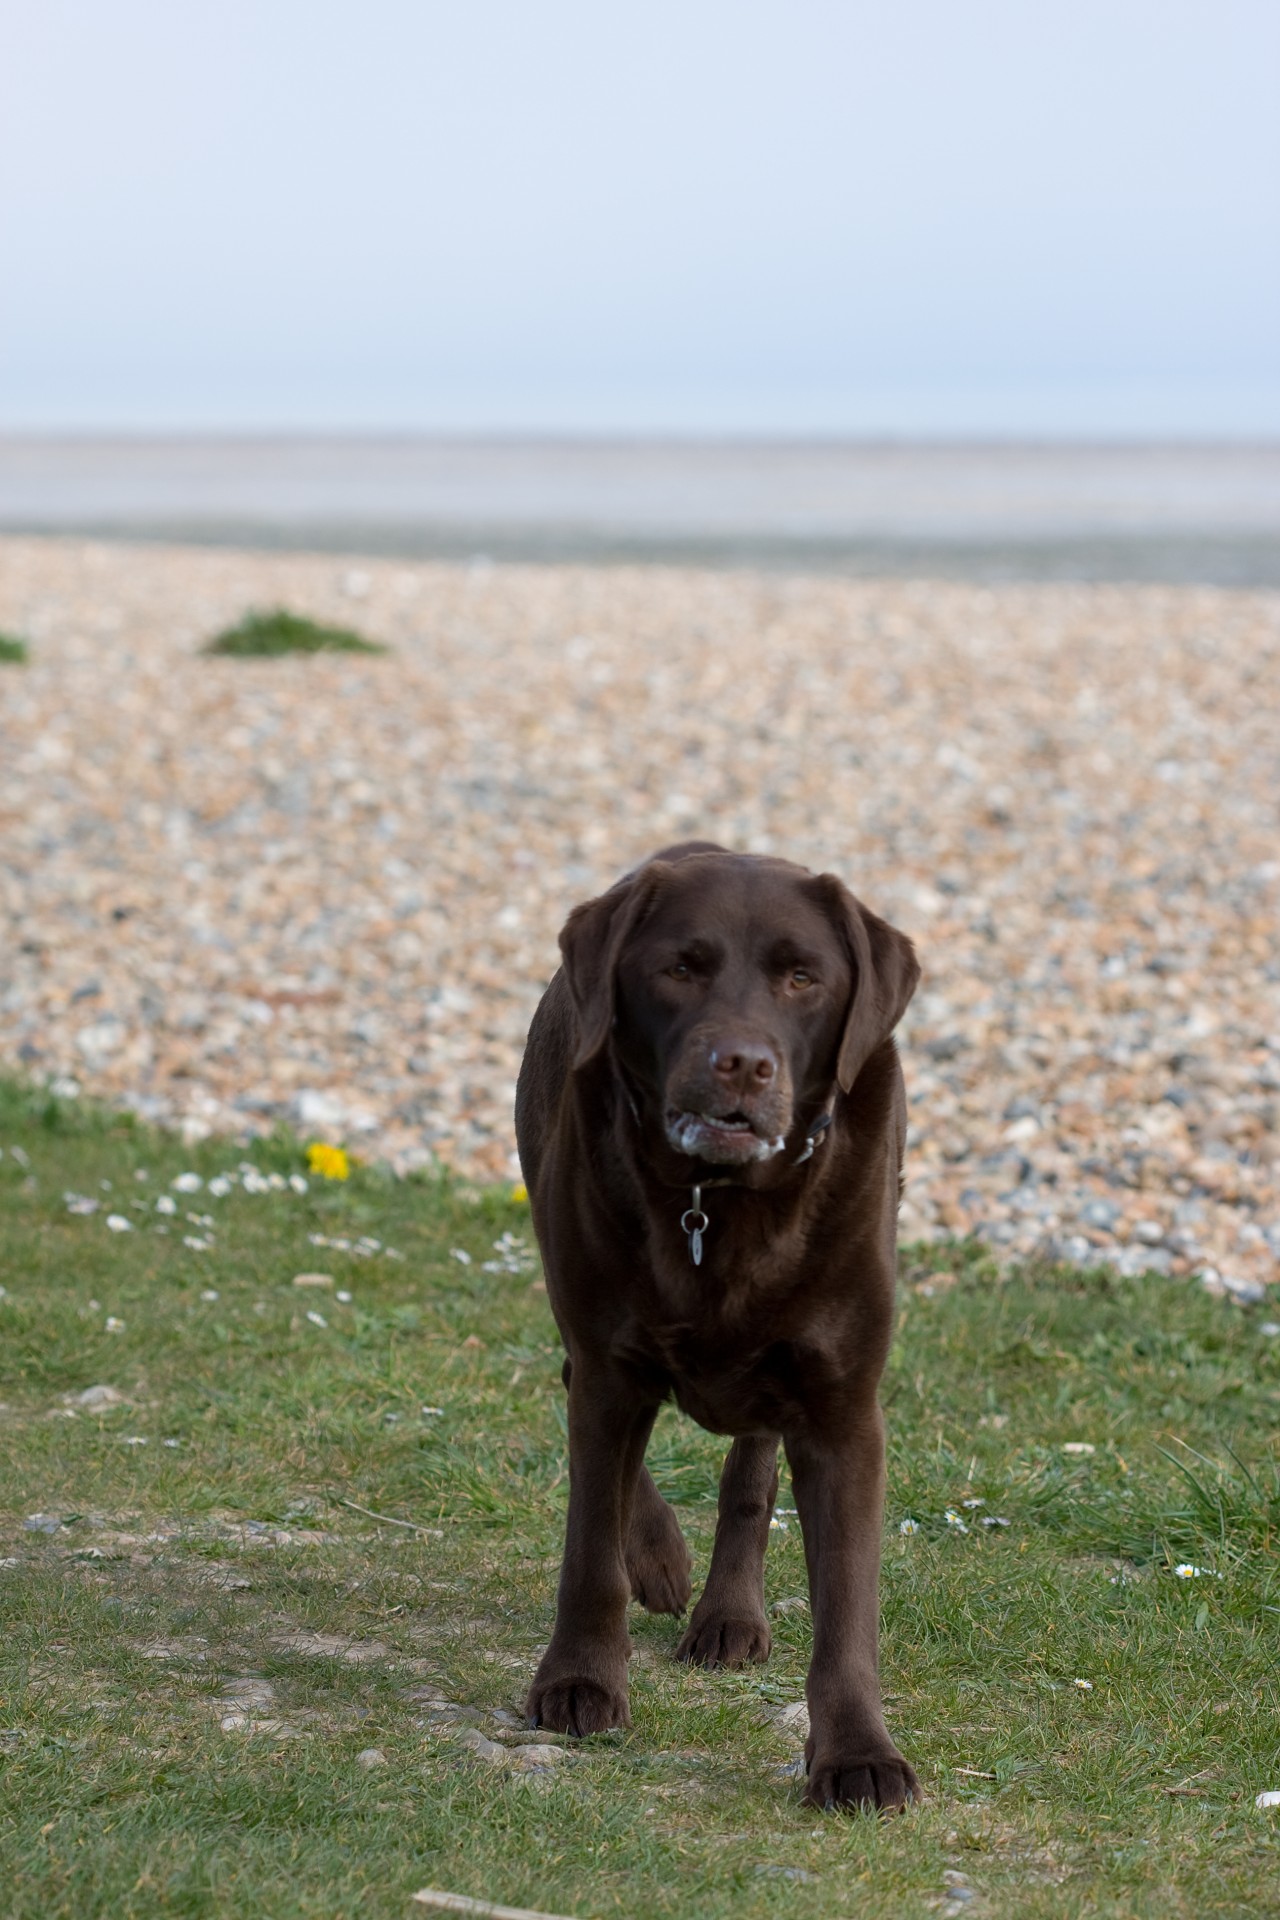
[514,842,921,1812]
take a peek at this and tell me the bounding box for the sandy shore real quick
[1,535,1277,1298]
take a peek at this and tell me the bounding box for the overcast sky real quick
[2,1,1278,436]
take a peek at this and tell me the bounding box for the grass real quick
[0,632,30,663]
[203,610,386,657]
[1,1076,1278,1919]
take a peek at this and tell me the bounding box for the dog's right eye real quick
[669,962,691,980]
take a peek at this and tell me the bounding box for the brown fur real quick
[515,843,921,1812]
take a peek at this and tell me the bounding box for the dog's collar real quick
[613,1070,836,1264]
[679,1112,832,1265]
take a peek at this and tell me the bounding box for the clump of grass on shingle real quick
[0,633,29,664]
[203,609,387,658]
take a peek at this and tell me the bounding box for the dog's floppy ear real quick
[812,874,921,1094]
[558,864,668,1070]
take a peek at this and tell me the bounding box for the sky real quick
[2,1,1278,436]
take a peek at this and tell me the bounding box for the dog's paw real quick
[803,1751,920,1815]
[626,1511,692,1615]
[525,1676,629,1738]
[675,1612,771,1669]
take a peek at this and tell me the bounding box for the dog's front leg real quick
[526,1357,656,1737]
[786,1406,920,1813]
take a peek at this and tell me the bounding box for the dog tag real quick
[680,1195,709,1267]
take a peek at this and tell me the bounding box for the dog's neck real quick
[612,1066,838,1266]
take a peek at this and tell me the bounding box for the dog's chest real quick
[618,1312,836,1437]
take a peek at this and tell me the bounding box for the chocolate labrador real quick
[514,842,921,1812]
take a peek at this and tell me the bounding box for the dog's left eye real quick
[669,962,691,980]
[789,968,813,989]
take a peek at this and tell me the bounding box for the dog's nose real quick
[710,1042,777,1089]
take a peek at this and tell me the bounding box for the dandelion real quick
[307,1143,350,1181]
[511,1181,528,1203]
[305,1309,328,1328]
[899,1518,920,1535]
[105,1214,133,1232]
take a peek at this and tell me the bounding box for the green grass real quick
[1,1075,1278,1918]
[203,609,386,657]
[0,632,30,663]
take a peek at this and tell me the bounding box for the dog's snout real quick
[709,1041,778,1090]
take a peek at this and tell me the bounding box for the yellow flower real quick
[510,1180,528,1203]
[307,1142,350,1181]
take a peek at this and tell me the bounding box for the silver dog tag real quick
[681,1191,709,1266]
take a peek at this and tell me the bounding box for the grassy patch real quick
[203,609,386,658]
[0,632,29,663]
[1,1076,1278,1917]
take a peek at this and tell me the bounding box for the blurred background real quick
[2,0,1278,579]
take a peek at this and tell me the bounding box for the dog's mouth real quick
[664,1106,787,1165]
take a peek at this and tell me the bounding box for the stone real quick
[772,1701,810,1737]
[72,1384,126,1409]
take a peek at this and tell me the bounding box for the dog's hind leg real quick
[625,1465,693,1614]
[675,1435,779,1668]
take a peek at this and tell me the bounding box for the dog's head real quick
[558,845,919,1169]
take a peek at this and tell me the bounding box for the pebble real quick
[456,1726,565,1771]
[71,1383,126,1409]
[771,1701,811,1737]
[0,541,1276,1298]
[356,1746,389,1769]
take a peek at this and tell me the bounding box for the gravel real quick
[1,536,1277,1297]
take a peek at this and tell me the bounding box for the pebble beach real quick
[1,535,1277,1300]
